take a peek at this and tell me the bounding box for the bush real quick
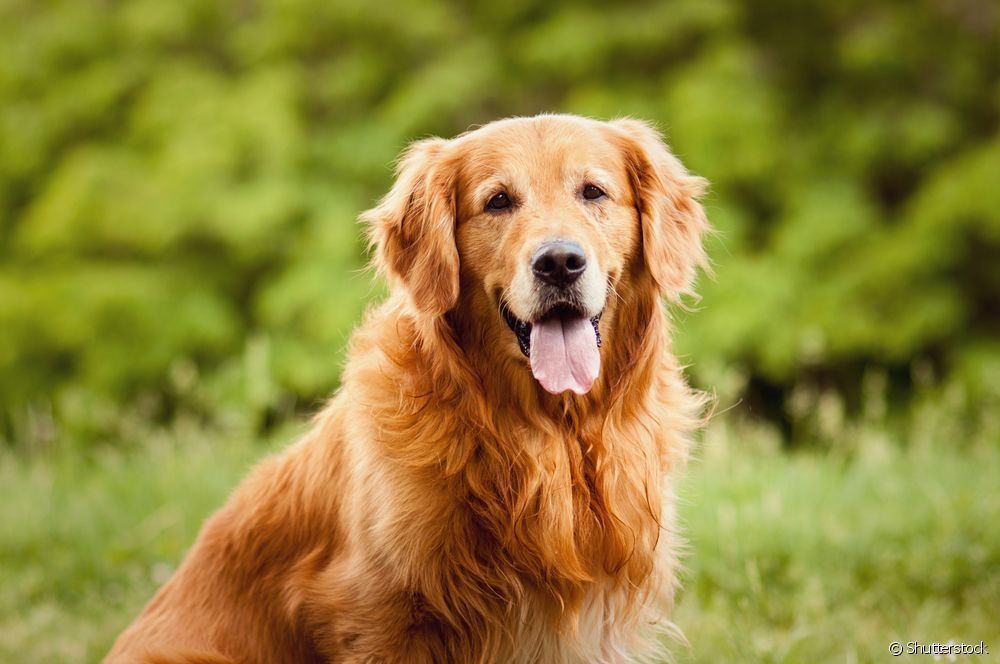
[1,0,997,444]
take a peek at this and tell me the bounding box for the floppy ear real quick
[363,138,460,316]
[612,118,710,300]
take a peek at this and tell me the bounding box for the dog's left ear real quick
[612,118,710,300]
[363,138,460,316]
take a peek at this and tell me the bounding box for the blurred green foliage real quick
[1,0,998,445]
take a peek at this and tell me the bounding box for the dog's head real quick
[365,115,708,395]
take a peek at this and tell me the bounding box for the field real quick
[2,420,996,663]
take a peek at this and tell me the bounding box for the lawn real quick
[1,421,997,662]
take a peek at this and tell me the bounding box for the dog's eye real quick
[582,184,606,201]
[486,192,512,211]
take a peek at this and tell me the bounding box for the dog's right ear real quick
[611,118,710,302]
[363,138,460,317]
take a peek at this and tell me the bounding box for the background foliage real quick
[1,0,998,446]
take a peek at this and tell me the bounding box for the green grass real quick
[1,423,997,662]
[673,428,1000,662]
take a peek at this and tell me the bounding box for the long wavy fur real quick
[107,115,710,664]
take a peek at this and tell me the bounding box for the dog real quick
[107,114,710,663]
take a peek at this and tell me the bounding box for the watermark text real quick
[889,640,989,658]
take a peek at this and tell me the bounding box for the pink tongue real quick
[529,316,600,395]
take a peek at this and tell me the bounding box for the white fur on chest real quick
[496,586,649,664]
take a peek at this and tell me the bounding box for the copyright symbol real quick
[889,641,903,656]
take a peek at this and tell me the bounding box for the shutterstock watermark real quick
[889,640,990,658]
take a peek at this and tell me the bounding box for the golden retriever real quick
[107,114,710,664]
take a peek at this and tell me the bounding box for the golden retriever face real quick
[365,115,708,395]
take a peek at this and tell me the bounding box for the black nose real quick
[531,240,587,288]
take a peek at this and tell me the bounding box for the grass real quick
[673,426,999,662]
[1,420,997,662]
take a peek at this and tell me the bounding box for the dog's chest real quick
[494,587,631,664]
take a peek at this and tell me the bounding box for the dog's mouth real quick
[501,302,603,395]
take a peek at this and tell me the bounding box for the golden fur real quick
[107,114,710,663]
